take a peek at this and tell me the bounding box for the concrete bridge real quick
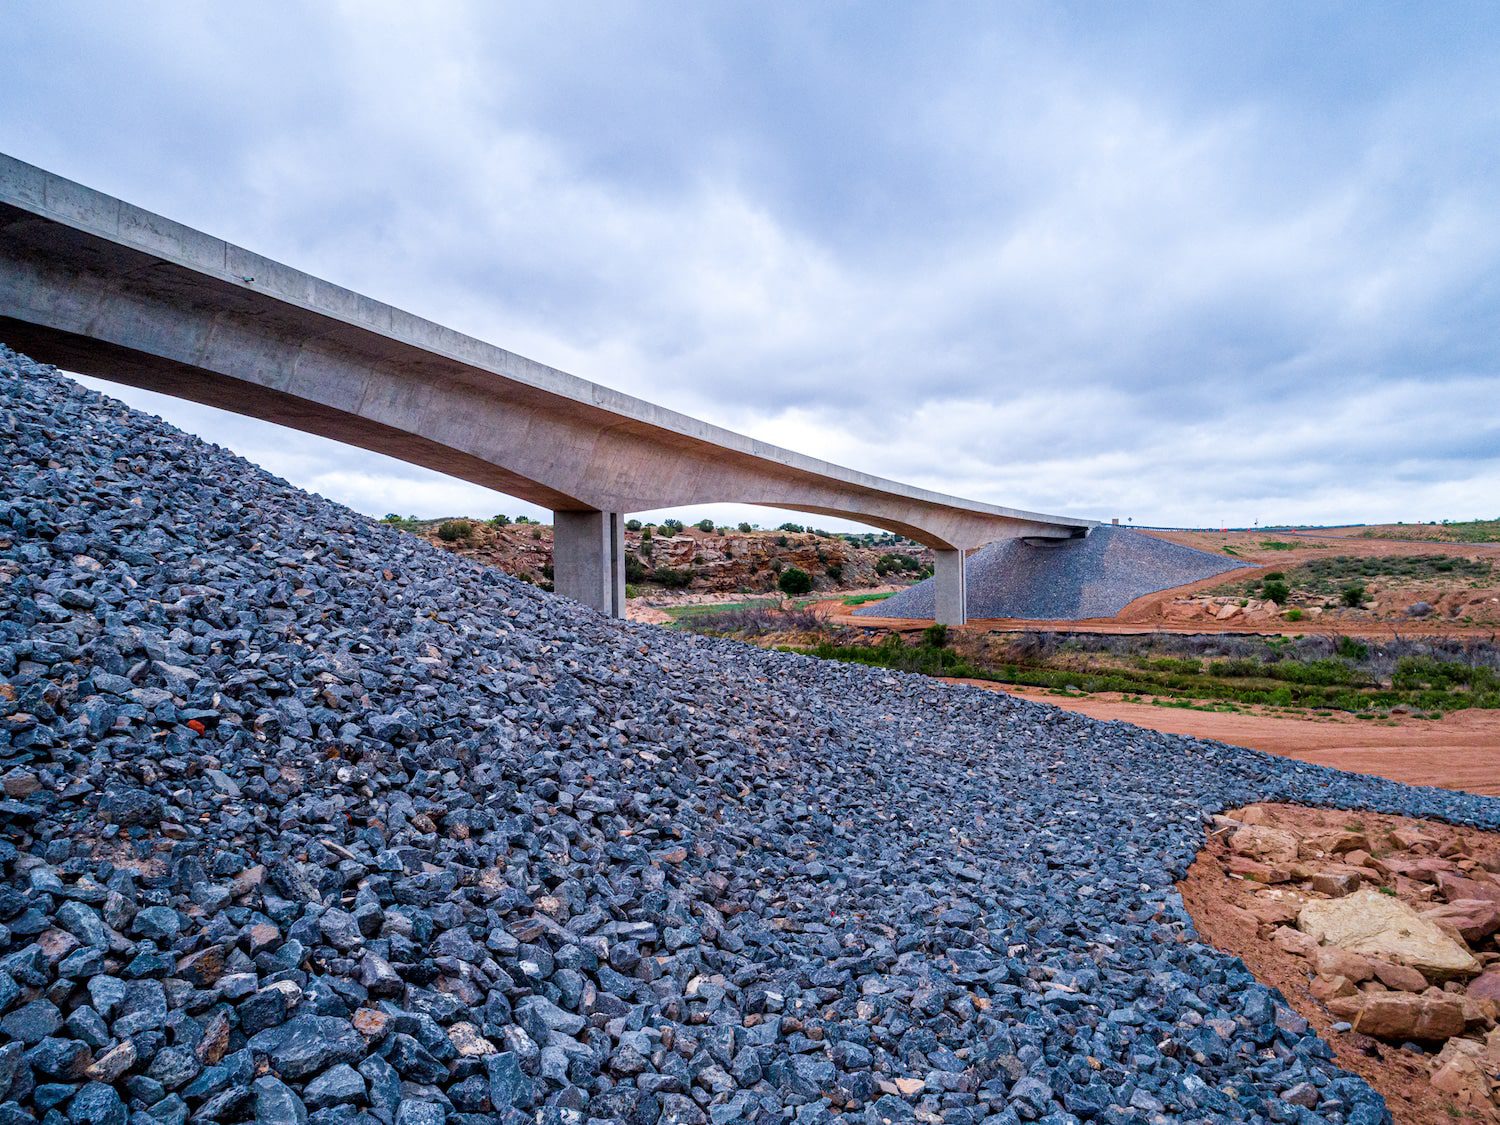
[0,154,1094,623]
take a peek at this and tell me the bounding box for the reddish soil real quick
[944,680,1500,796]
[1179,803,1500,1123]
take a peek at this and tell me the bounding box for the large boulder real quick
[1343,993,1465,1042]
[1298,888,1479,980]
[1229,825,1299,866]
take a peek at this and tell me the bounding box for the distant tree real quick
[382,513,402,523]
[1341,582,1367,608]
[737,522,753,533]
[778,567,813,596]
[661,518,685,533]
[489,514,510,526]
[515,515,531,524]
[778,522,806,533]
[696,518,715,532]
[625,518,643,531]
[437,519,474,542]
[776,535,789,548]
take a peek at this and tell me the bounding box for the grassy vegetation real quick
[842,592,895,606]
[679,607,1500,716]
[1360,519,1500,544]
[1215,553,1493,605]
[782,632,1500,715]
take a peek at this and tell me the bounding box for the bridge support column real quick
[934,549,967,627]
[552,510,625,617]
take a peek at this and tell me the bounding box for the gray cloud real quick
[5,2,1500,529]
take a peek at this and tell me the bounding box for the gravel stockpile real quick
[4,346,1500,1125]
[856,527,1247,621]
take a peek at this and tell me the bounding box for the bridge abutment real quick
[934,549,968,627]
[552,510,626,617]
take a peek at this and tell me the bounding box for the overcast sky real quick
[4,3,1500,531]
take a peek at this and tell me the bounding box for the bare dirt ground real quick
[945,679,1500,795]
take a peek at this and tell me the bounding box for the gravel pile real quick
[856,527,1248,621]
[3,345,1498,1125]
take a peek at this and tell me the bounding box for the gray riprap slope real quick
[3,346,1493,1125]
[857,526,1249,621]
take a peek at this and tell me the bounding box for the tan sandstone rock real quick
[1422,898,1500,944]
[1348,992,1465,1041]
[1310,871,1361,898]
[1298,888,1479,980]
[1230,825,1300,866]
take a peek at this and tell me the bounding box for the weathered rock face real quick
[1299,888,1480,979]
[416,520,932,595]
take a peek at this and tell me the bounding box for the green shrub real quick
[778,567,813,596]
[515,515,530,524]
[696,519,715,532]
[1335,636,1369,661]
[625,518,642,531]
[1341,582,1367,607]
[737,522,753,533]
[382,513,402,523]
[1284,608,1304,621]
[437,519,474,542]
[922,623,949,648]
[1261,579,1289,605]
[624,554,649,583]
[778,522,806,533]
[654,566,693,589]
[661,518,684,533]
[776,535,789,547]
[875,552,922,577]
[489,513,510,526]
[826,564,843,583]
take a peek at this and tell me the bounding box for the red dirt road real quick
[947,679,1500,796]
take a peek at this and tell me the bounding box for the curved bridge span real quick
[0,154,1094,622]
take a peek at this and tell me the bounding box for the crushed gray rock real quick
[857,525,1248,621]
[4,343,1488,1124]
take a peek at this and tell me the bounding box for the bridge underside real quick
[0,156,1093,625]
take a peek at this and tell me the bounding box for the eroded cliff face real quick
[416,521,933,595]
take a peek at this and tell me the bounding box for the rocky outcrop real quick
[1299,889,1480,979]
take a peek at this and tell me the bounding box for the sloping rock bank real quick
[3,346,1500,1125]
[856,527,1246,621]
[1181,804,1500,1123]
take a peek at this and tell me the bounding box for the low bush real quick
[778,566,813,596]
[653,566,693,589]
[437,519,474,542]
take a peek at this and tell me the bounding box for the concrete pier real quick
[553,511,625,616]
[933,550,968,627]
[0,153,1094,622]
